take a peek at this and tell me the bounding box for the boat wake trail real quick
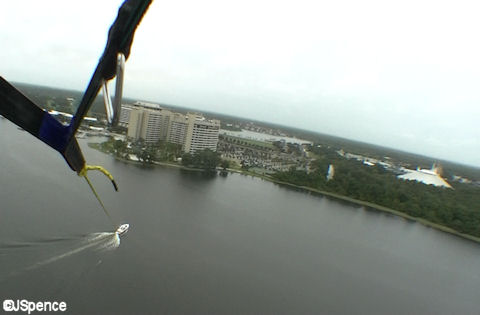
[25,232,120,272]
[0,232,120,282]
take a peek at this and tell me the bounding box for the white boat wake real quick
[25,232,120,272]
[0,231,121,282]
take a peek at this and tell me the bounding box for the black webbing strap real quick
[70,0,152,136]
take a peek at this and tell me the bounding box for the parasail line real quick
[83,174,115,229]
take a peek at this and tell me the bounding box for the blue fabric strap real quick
[38,114,70,152]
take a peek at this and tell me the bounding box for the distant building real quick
[452,175,472,184]
[125,102,220,153]
[326,164,335,181]
[119,104,133,127]
[184,113,220,154]
[167,113,189,148]
[133,101,161,110]
[397,164,452,189]
[127,107,173,143]
[120,101,162,127]
[126,108,143,139]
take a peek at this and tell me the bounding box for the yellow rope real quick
[78,164,118,191]
[78,164,118,228]
[83,175,115,228]
[79,165,114,181]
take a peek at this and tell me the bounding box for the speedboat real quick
[116,223,129,236]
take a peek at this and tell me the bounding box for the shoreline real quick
[89,143,480,245]
[263,178,480,244]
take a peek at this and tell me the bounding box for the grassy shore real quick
[88,142,480,245]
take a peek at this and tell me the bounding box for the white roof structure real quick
[397,166,452,188]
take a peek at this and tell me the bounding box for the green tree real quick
[220,159,230,170]
[193,149,221,170]
[113,139,126,157]
[181,153,194,166]
[182,149,221,170]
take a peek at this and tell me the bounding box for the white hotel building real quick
[184,114,220,154]
[127,107,173,143]
[123,103,220,154]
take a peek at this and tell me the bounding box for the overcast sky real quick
[1,0,479,167]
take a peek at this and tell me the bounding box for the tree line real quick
[97,138,227,171]
[273,152,480,238]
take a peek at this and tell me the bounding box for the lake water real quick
[1,120,480,314]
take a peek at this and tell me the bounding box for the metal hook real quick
[102,53,125,126]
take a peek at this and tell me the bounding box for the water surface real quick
[1,121,479,314]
